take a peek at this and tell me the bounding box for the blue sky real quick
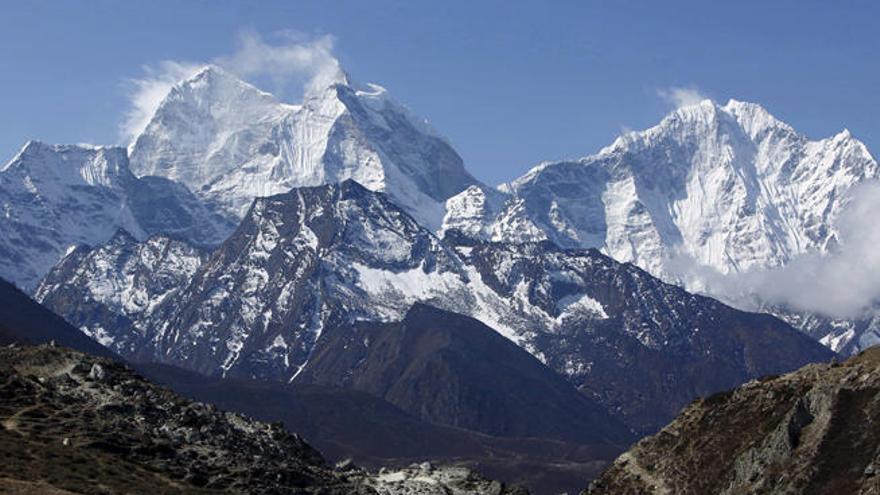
[2,0,878,185]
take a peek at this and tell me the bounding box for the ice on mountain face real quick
[0,142,142,291]
[473,99,878,277]
[129,65,478,231]
[441,185,505,239]
[0,140,234,291]
[446,99,879,352]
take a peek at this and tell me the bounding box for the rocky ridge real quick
[587,347,880,494]
[0,344,525,495]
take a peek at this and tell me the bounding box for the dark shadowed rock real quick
[298,303,634,447]
[0,277,116,360]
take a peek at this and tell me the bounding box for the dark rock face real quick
[299,303,634,447]
[453,235,836,434]
[587,348,880,495]
[139,361,614,495]
[0,277,115,359]
[142,179,460,379]
[0,345,525,495]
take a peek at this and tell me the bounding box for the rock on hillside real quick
[587,348,880,495]
[0,345,525,495]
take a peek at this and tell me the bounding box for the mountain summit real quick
[447,98,877,278]
[129,65,479,230]
[443,99,879,351]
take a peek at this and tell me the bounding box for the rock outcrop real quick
[587,348,880,495]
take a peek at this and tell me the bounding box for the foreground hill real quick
[140,361,616,495]
[0,345,526,495]
[587,347,880,494]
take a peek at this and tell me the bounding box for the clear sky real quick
[2,0,878,185]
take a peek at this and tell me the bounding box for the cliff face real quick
[587,348,880,495]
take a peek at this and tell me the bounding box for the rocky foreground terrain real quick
[0,344,526,494]
[587,347,880,495]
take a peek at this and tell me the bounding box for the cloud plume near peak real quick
[658,85,709,108]
[120,30,343,144]
[668,181,880,320]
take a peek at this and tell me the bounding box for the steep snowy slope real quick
[37,180,833,432]
[444,99,879,350]
[129,65,478,230]
[447,99,877,276]
[0,141,232,290]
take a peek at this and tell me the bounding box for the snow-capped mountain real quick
[447,99,877,275]
[128,65,478,230]
[443,99,879,350]
[0,141,233,291]
[37,180,832,432]
[34,230,207,355]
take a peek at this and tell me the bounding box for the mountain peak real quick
[108,227,139,245]
[163,64,281,108]
[3,141,131,188]
[130,59,476,231]
[303,63,352,96]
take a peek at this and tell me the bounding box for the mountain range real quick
[36,179,833,433]
[5,66,876,353]
[2,63,876,492]
[442,99,879,353]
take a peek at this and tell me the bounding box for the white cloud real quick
[120,61,202,144]
[667,181,880,320]
[215,30,343,96]
[657,86,709,108]
[752,181,880,318]
[119,30,343,144]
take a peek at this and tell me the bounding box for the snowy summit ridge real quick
[128,64,479,230]
[441,97,879,351]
